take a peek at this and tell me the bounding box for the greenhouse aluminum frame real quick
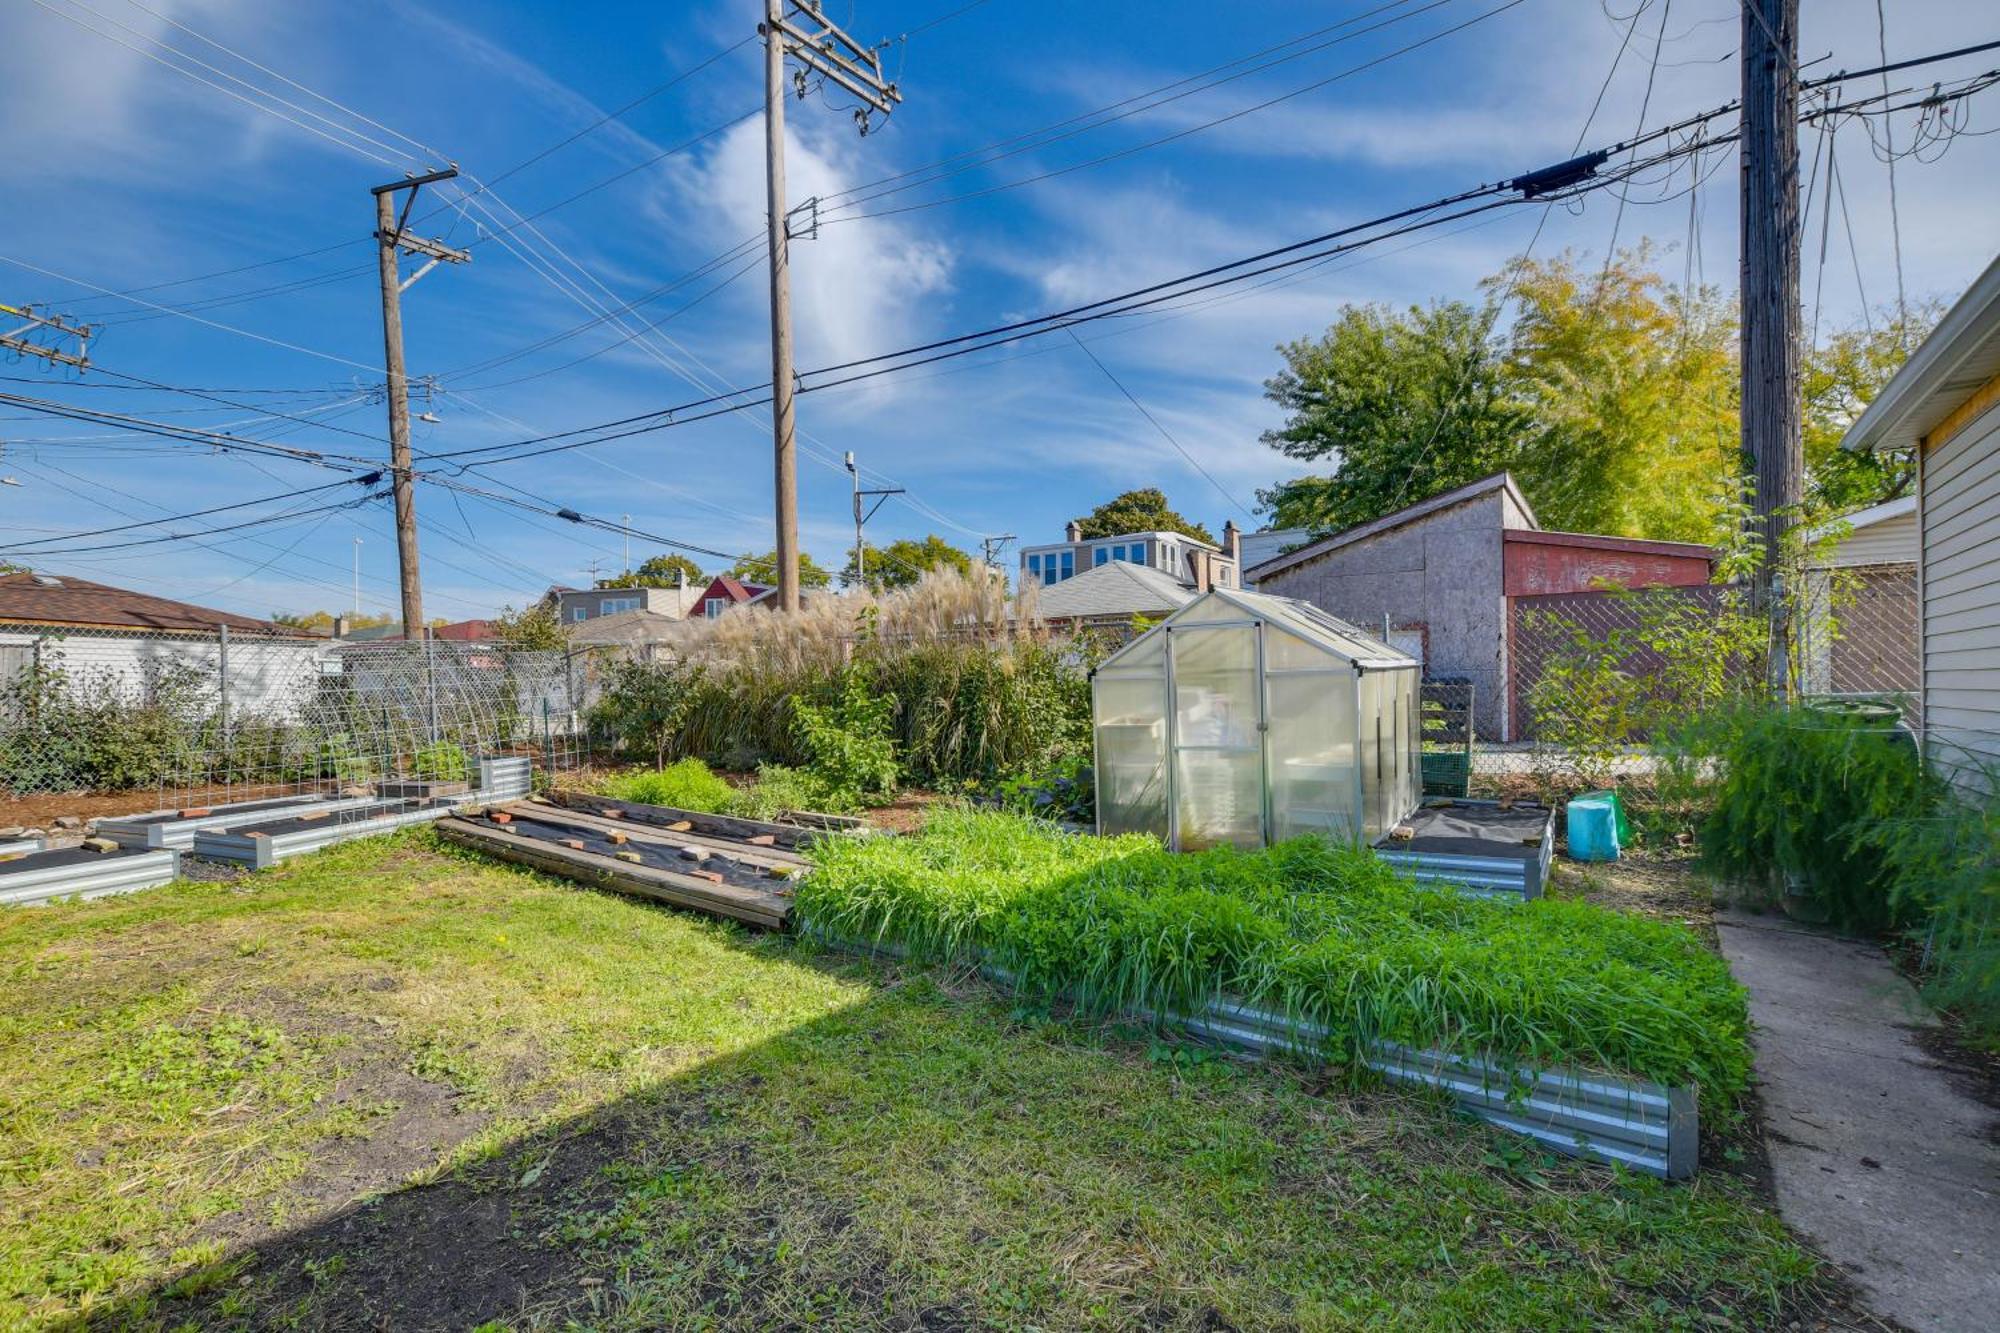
[1090,588,1422,851]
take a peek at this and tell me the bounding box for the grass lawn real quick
[0,830,1831,1330]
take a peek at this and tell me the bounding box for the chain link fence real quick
[0,624,595,809]
[1398,570,1924,797]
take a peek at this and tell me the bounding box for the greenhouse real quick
[1091,588,1422,850]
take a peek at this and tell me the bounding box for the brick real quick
[560,839,585,851]
[607,831,628,845]
[687,868,724,884]
[665,820,693,832]
[488,812,512,824]
[600,809,624,819]
[82,837,119,854]
[178,808,212,819]
[614,850,643,864]
[744,833,776,847]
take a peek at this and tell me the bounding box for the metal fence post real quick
[424,628,439,745]
[217,623,231,743]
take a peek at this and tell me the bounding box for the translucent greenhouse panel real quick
[1401,670,1423,822]
[1267,670,1359,843]
[1358,671,1389,842]
[1264,625,1339,671]
[1170,593,1256,626]
[1093,671,1168,838]
[1107,628,1166,672]
[1169,626,1263,850]
[1173,748,1263,849]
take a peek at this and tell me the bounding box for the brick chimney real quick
[1191,549,1214,593]
[332,614,351,639]
[1064,519,1082,543]
[1222,519,1241,566]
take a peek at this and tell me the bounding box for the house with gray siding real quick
[1842,252,2000,793]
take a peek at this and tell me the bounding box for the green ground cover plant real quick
[799,810,1749,1100]
[0,831,1826,1329]
[601,757,741,813]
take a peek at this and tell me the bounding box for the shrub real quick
[730,764,851,818]
[1696,703,1940,933]
[410,740,469,783]
[603,758,738,813]
[588,659,705,769]
[799,809,1750,1101]
[1862,771,1999,1038]
[990,754,1095,824]
[792,667,899,806]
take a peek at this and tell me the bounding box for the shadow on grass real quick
[86,949,979,1332]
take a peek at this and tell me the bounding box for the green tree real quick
[598,553,705,589]
[1496,248,1738,542]
[491,601,569,650]
[271,610,396,633]
[729,549,832,589]
[1802,303,1942,514]
[1257,301,1524,533]
[842,534,973,590]
[1074,488,1215,544]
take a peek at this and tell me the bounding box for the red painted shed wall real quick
[1501,531,1713,597]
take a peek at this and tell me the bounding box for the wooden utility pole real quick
[1739,0,1802,690]
[371,167,469,639]
[758,0,901,612]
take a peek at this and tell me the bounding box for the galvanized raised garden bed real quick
[96,794,378,851]
[1373,798,1556,902]
[193,799,463,870]
[0,845,180,908]
[806,929,1697,1180]
[0,835,46,856]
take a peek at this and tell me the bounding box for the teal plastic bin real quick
[1577,788,1631,846]
[1566,794,1622,862]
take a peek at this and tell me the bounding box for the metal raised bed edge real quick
[97,794,385,851]
[1373,798,1557,902]
[0,847,181,908]
[0,836,46,856]
[804,927,1696,1180]
[193,802,463,870]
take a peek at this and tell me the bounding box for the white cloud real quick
[651,117,954,375]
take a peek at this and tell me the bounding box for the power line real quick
[1060,327,1253,519]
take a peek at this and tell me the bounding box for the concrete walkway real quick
[1716,911,2000,1332]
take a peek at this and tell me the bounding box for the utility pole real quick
[980,534,1017,571]
[1740,0,1802,692]
[371,167,470,640]
[1,303,93,370]
[843,450,903,589]
[759,0,902,612]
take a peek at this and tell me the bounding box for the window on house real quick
[704,597,728,619]
[1093,547,1109,567]
[1059,551,1074,581]
[1027,553,1042,583]
[571,607,587,621]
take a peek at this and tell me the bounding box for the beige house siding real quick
[1825,508,1919,567]
[1921,395,2000,790]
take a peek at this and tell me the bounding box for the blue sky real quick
[3,0,1996,622]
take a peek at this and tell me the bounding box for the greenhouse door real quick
[1166,622,1267,850]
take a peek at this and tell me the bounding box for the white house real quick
[1842,253,2000,793]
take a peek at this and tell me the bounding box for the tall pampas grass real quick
[621,570,1087,783]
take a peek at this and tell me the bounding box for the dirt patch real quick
[1549,847,1720,935]
[863,789,942,835]
[0,782,330,834]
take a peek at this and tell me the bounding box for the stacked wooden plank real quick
[437,798,802,929]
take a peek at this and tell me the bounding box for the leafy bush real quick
[603,758,739,813]
[1696,703,1939,933]
[990,754,1095,824]
[792,668,899,807]
[729,764,851,818]
[410,740,468,783]
[799,810,1750,1100]
[588,659,706,769]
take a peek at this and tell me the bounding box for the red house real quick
[692,574,775,619]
